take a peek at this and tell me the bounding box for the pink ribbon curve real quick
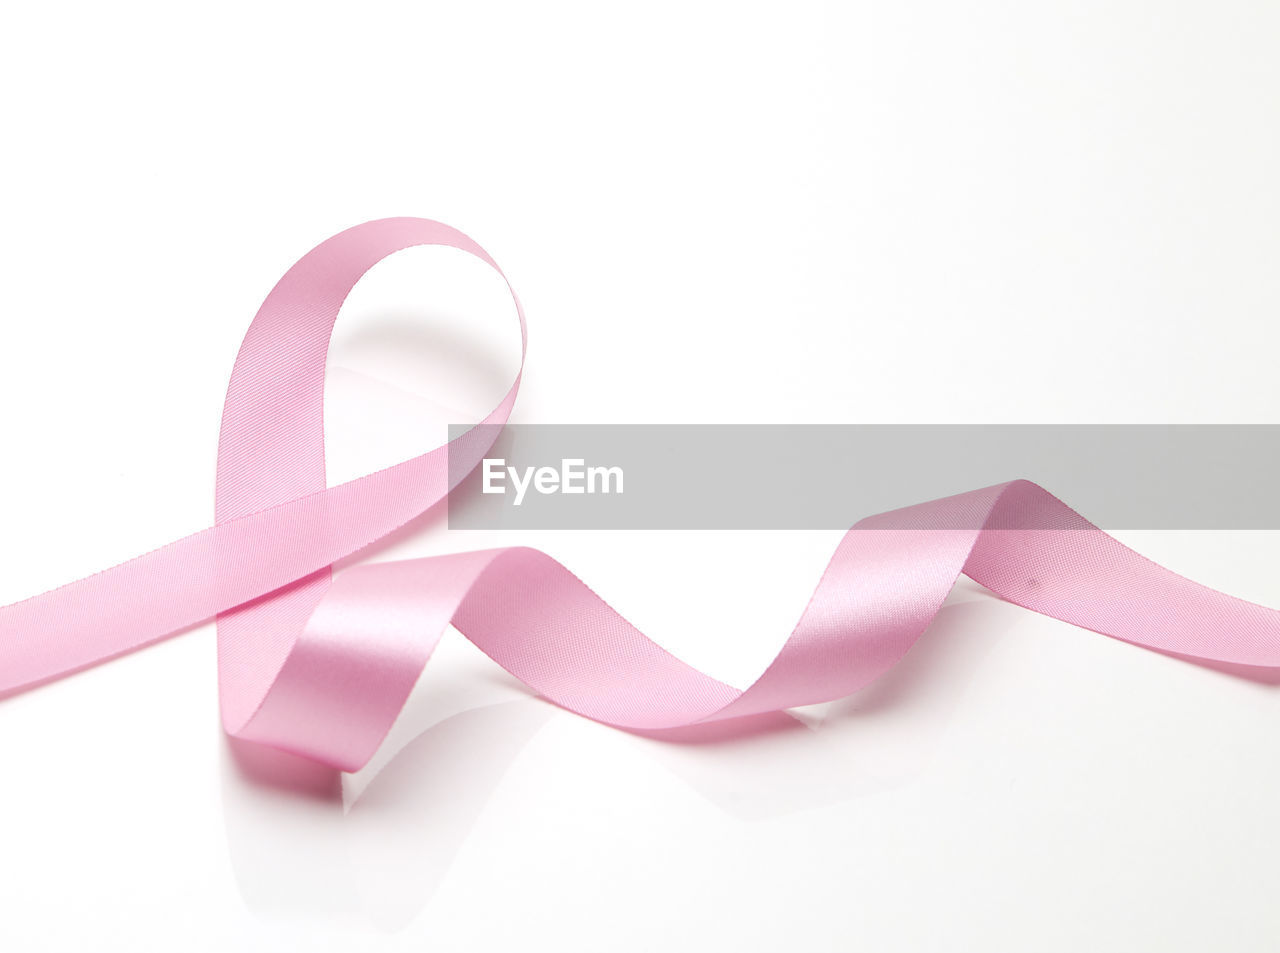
[2,217,1278,771]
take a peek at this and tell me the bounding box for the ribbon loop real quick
[2,219,1277,773]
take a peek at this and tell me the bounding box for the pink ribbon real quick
[2,217,1278,771]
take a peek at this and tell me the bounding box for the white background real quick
[2,2,1279,950]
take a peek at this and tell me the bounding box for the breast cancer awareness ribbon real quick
[2,218,1278,771]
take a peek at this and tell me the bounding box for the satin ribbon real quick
[2,217,1278,771]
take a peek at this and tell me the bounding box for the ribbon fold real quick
[1,217,1277,771]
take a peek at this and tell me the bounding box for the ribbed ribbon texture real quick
[2,218,1277,771]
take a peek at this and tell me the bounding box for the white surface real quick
[2,2,1279,950]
